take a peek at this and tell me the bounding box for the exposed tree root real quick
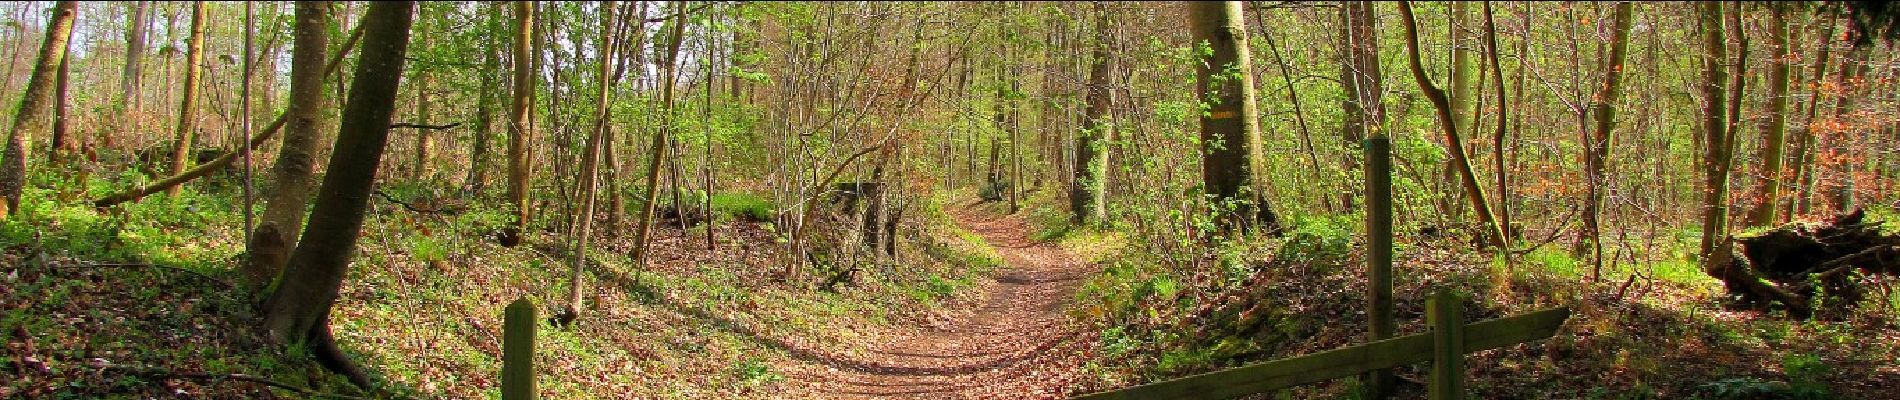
[307,314,373,390]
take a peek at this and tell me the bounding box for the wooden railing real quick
[1072,291,1570,400]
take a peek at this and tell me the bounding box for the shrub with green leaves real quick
[1274,215,1356,266]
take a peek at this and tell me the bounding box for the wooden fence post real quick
[1365,135,1395,398]
[502,297,536,400]
[1429,290,1465,400]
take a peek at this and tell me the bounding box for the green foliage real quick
[977,178,1009,202]
[711,193,777,222]
[455,205,513,233]
[1518,247,1582,280]
[1155,345,1221,377]
[1781,354,1833,397]
[1272,215,1356,266]
[1693,356,1831,400]
[1698,377,1827,400]
[1072,254,1194,358]
[1099,326,1140,358]
[407,234,449,263]
[901,273,971,306]
[670,190,778,222]
[3,174,238,271]
[731,358,783,387]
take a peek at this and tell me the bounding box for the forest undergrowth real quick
[5,169,1900,399]
[1057,201,1900,399]
[2,174,1011,399]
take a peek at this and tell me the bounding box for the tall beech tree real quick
[1788,15,1840,220]
[1481,2,1512,245]
[1447,1,1475,210]
[247,0,334,289]
[1449,2,1474,142]
[1187,0,1279,234]
[1746,5,1792,227]
[123,1,149,112]
[258,0,414,387]
[504,0,535,247]
[560,0,617,326]
[1070,1,1113,224]
[412,73,433,179]
[1338,1,1382,210]
[48,33,71,163]
[0,1,76,217]
[1398,0,1506,249]
[1694,1,1737,262]
[1818,25,1867,213]
[165,1,207,196]
[1580,1,1635,269]
[632,0,690,266]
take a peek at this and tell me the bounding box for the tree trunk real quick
[413,73,432,180]
[238,1,259,286]
[1723,3,1749,214]
[247,0,333,290]
[1580,2,1634,272]
[631,1,688,266]
[701,9,717,252]
[558,0,617,327]
[467,27,497,195]
[1070,1,1113,225]
[123,1,149,113]
[1188,1,1279,235]
[1398,1,1505,249]
[1007,65,1023,214]
[1482,3,1511,246]
[503,1,535,247]
[1338,1,1382,212]
[165,1,208,196]
[0,1,76,217]
[1695,1,1735,263]
[49,37,70,163]
[1449,2,1474,200]
[1820,33,1865,214]
[1745,6,1791,227]
[258,1,413,388]
[1785,14,1837,224]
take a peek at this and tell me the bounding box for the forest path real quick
[772,204,1097,399]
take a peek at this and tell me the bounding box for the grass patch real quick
[667,189,779,222]
[1515,246,1715,290]
[709,192,777,222]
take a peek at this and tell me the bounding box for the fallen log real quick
[1709,209,1900,319]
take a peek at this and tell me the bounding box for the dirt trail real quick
[774,206,1097,399]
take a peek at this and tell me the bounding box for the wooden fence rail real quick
[1073,295,1569,400]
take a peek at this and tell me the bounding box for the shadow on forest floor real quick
[0,246,426,399]
[584,261,1073,377]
